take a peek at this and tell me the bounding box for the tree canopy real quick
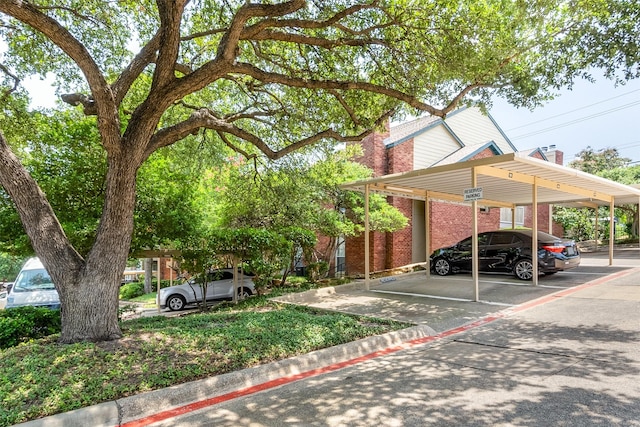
[555,147,639,241]
[1,0,639,343]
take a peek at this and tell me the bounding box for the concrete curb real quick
[15,325,434,427]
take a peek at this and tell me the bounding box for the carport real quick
[342,152,640,300]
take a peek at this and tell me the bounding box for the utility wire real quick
[510,99,640,140]
[506,87,640,132]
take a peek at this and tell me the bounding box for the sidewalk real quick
[16,257,640,426]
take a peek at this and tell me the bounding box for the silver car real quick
[158,268,255,311]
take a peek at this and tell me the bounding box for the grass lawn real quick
[0,283,410,426]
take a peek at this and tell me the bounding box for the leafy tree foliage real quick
[568,146,631,174]
[556,148,639,241]
[217,146,407,268]
[1,1,639,342]
[0,108,214,256]
[0,252,23,281]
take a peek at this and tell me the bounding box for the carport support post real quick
[471,167,479,302]
[365,184,370,291]
[425,193,430,278]
[595,208,599,252]
[532,180,539,287]
[609,199,615,266]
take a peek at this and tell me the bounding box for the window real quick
[500,207,524,228]
[489,233,514,245]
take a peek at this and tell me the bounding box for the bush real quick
[119,281,145,300]
[0,306,61,349]
[305,261,329,283]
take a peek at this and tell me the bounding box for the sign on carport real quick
[464,187,483,201]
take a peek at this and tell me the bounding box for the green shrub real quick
[119,282,145,300]
[0,306,61,349]
[305,261,329,283]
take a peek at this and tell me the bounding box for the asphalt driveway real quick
[272,247,639,332]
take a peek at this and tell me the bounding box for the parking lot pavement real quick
[16,248,639,426]
[273,248,639,332]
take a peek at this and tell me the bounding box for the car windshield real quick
[13,269,55,292]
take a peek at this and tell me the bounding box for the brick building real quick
[344,107,564,275]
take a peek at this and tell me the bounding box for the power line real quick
[510,99,640,140]
[505,87,640,132]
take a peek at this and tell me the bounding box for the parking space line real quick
[371,290,517,307]
[370,289,472,302]
[477,300,517,307]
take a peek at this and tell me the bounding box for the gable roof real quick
[431,141,503,167]
[385,115,442,147]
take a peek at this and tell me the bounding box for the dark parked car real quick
[430,230,580,280]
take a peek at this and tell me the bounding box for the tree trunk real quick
[56,152,140,342]
[57,267,122,342]
[144,258,153,293]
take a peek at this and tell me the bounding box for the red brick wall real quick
[352,124,389,177]
[429,201,501,251]
[384,138,415,267]
[523,205,564,236]
[345,126,389,274]
[387,138,414,174]
[471,147,497,160]
[345,231,387,275]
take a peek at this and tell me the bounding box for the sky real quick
[489,77,640,166]
[20,72,640,167]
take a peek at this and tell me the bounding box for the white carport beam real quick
[425,193,431,278]
[532,179,539,287]
[471,167,479,302]
[475,165,614,203]
[609,199,614,266]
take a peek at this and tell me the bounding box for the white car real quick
[6,258,60,309]
[158,268,255,311]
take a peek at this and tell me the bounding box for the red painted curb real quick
[121,268,637,427]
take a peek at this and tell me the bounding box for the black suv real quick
[430,230,581,280]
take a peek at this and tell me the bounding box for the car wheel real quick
[514,259,534,280]
[237,287,252,299]
[433,258,451,276]
[167,294,186,311]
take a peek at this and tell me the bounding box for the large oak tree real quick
[0,0,638,343]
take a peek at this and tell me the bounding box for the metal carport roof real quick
[341,152,640,298]
[342,152,640,208]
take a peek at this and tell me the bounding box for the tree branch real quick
[61,93,96,115]
[111,32,162,105]
[0,130,83,274]
[0,63,20,103]
[0,0,120,150]
[217,131,257,160]
[216,0,305,63]
[232,61,446,117]
[152,0,188,89]
[147,106,394,160]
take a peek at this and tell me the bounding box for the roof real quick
[342,152,640,208]
[431,141,503,167]
[385,115,441,146]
